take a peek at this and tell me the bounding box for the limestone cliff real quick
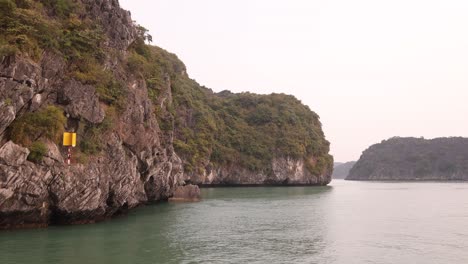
[0,0,183,229]
[0,0,332,229]
[189,157,330,186]
[347,137,468,181]
[172,91,333,186]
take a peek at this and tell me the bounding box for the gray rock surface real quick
[59,80,105,124]
[187,157,331,186]
[0,0,182,229]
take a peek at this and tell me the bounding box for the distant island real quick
[347,137,468,181]
[332,161,356,179]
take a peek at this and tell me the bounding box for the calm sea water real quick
[1,180,468,264]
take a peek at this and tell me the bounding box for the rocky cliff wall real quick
[0,0,332,229]
[0,0,183,229]
[171,89,334,187]
[186,157,331,186]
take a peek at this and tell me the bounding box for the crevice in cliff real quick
[47,189,60,225]
[106,189,115,208]
[0,75,33,88]
[138,158,149,182]
[121,142,151,183]
[144,176,156,201]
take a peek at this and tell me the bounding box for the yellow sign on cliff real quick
[63,132,77,147]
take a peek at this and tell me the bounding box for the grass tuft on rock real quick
[27,141,48,163]
[9,105,66,147]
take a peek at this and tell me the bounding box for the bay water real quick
[1,180,467,263]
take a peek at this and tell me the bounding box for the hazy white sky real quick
[120,0,468,162]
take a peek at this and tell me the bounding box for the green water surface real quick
[1,180,468,264]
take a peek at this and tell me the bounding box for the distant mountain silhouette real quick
[332,161,356,179]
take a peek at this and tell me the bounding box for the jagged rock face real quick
[82,0,137,50]
[347,137,468,181]
[0,55,52,137]
[0,67,183,228]
[0,141,51,228]
[187,157,331,186]
[58,80,105,124]
[0,0,183,229]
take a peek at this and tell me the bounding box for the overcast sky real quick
[120,0,468,162]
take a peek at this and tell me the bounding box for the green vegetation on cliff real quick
[9,105,66,146]
[173,90,333,176]
[8,105,66,163]
[1,0,332,177]
[1,0,124,159]
[0,0,101,59]
[128,40,332,176]
[0,0,125,107]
